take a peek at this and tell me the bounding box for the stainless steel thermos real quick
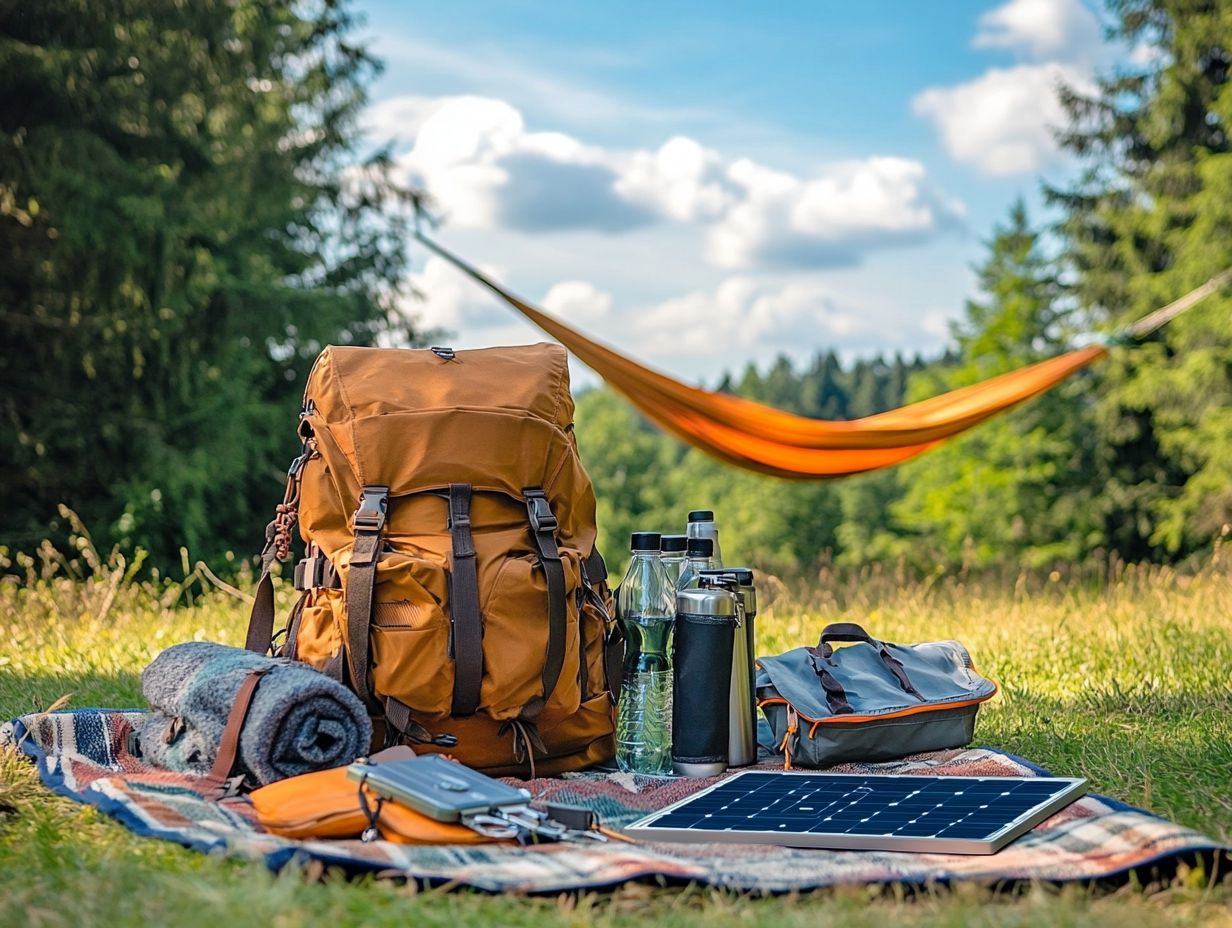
[672,581,737,777]
[702,567,757,767]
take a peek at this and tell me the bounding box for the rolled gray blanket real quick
[135,641,371,786]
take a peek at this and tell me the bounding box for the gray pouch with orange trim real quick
[755,622,997,769]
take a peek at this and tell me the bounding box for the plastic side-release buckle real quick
[353,486,389,533]
[524,489,557,533]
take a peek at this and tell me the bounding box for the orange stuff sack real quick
[250,762,495,846]
[244,344,618,777]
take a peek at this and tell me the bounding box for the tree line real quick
[2,0,1229,578]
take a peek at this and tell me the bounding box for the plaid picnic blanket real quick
[3,709,1224,893]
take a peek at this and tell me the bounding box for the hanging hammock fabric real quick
[416,233,1227,480]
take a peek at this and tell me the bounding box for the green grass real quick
[2,530,1231,927]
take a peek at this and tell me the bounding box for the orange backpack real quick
[244,343,619,776]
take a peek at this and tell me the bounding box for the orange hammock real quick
[417,234,1229,479]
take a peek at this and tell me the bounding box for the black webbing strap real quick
[818,623,924,700]
[385,695,459,748]
[245,458,306,654]
[281,593,309,660]
[244,560,277,654]
[584,547,608,584]
[346,485,388,710]
[524,487,567,717]
[448,483,484,717]
[806,649,855,715]
[293,550,341,591]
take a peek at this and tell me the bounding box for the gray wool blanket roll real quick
[135,641,371,786]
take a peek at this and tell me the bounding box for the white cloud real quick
[708,157,965,268]
[615,136,736,222]
[395,96,653,233]
[973,0,1104,62]
[361,95,454,153]
[542,280,612,323]
[386,95,962,268]
[916,0,1112,176]
[399,254,511,334]
[913,63,1095,175]
[632,277,914,360]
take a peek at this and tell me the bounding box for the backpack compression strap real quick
[524,487,567,718]
[448,483,484,717]
[345,485,389,709]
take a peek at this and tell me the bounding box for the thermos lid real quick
[687,510,715,523]
[659,534,688,553]
[686,537,713,558]
[700,567,754,586]
[630,531,661,551]
[676,586,736,618]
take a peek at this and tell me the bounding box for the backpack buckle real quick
[353,486,389,533]
[524,490,557,533]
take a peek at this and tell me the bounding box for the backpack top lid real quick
[296,343,596,542]
[307,343,574,431]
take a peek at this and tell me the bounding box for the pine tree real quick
[806,350,849,419]
[1049,0,1232,555]
[890,202,1102,568]
[0,0,420,567]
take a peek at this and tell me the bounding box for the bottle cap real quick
[687,510,715,523]
[630,532,661,551]
[659,534,688,553]
[686,537,713,558]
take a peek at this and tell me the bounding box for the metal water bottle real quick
[672,579,737,777]
[701,567,758,767]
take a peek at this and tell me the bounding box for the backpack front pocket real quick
[366,553,454,717]
[477,548,583,723]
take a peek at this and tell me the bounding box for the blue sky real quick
[356,0,1126,383]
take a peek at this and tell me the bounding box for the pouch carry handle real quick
[817,622,923,700]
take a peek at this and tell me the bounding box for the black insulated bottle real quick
[672,581,737,777]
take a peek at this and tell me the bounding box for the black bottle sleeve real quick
[672,612,735,765]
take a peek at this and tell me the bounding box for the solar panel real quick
[625,771,1087,854]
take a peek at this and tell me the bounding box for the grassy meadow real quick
[1,529,1230,927]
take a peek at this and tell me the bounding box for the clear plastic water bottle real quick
[658,534,688,587]
[686,510,723,567]
[676,536,714,591]
[616,532,676,775]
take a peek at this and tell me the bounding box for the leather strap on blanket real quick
[204,667,269,799]
[346,485,389,711]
